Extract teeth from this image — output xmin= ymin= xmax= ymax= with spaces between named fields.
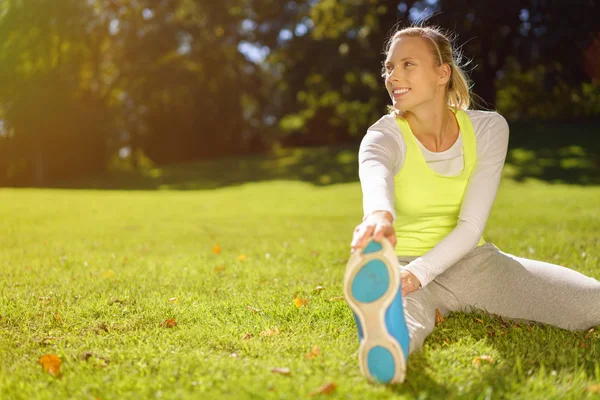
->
xmin=393 ymin=88 xmax=410 ymax=94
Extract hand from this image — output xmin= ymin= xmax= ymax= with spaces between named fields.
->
xmin=350 ymin=211 xmax=397 ymax=254
xmin=400 ymin=270 xmax=421 ymax=296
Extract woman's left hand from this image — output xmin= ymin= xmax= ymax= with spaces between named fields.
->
xmin=400 ymin=270 xmax=421 ymax=296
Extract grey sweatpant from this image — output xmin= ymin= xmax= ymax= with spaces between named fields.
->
xmin=398 ymin=242 xmax=600 ymax=355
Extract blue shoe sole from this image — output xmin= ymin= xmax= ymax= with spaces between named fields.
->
xmin=344 ymin=238 xmax=410 ymax=384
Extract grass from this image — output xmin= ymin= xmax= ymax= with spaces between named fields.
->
xmin=1 ymin=147 xmax=600 ymax=399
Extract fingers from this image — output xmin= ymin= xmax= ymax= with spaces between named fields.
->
xmin=351 ymin=224 xmax=375 ymax=250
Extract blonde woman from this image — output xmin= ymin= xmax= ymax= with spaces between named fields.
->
xmin=343 ymin=25 xmax=600 ymax=384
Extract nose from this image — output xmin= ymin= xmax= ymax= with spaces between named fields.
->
xmin=386 ymin=68 xmax=402 ymax=85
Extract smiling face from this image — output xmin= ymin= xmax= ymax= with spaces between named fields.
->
xmin=383 ymin=36 xmax=449 ymax=114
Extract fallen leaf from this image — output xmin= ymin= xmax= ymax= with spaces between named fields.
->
xmin=579 ymin=341 xmax=588 ymax=349
xmin=54 ymin=313 xmax=62 ymax=323
xmin=328 ymin=296 xmax=345 ymax=302
xmin=271 ymin=367 xmax=291 ymax=376
xmin=96 ymin=323 xmax=109 ymax=333
xmin=313 ymin=286 xmax=326 ymax=293
xmin=587 ymin=384 xmax=600 ymax=394
xmin=39 ymin=336 xmax=57 ymax=346
xmin=241 ymin=332 xmax=253 ymax=340
xmin=473 ymin=318 xmax=483 ymax=324
xmin=585 ymin=328 xmax=594 ymax=339
xmin=161 ymin=318 xmax=177 ymax=328
xmin=237 ymin=254 xmax=247 ymax=261
xmin=435 ymin=309 xmax=445 ymax=325
xmin=246 ymin=305 xmax=260 ymax=314
xmin=260 ymin=328 xmax=280 ymax=337
xmin=309 ymin=381 xmax=336 ymax=396
xmin=472 ymin=355 xmax=495 ymax=367
xmin=212 ymin=244 xmax=222 ymax=254
xmin=294 ymin=297 xmax=308 ymax=308
xmin=168 ymin=297 xmax=178 ymax=304
xmin=38 ymin=354 xmax=61 ymax=376
xmin=304 ymin=345 xmax=320 ymax=360
xmin=102 ymin=270 xmax=115 ymax=279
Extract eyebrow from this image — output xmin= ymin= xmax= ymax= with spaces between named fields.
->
xmin=385 ymin=57 xmax=415 ymax=64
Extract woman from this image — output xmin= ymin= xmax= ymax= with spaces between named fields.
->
xmin=343 ymin=25 xmax=600 ymax=384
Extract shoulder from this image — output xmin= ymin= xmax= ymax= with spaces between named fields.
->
xmin=465 ymin=110 xmax=509 ymax=135
xmin=464 ymin=110 xmax=509 ymax=145
xmin=367 ymin=114 xmax=402 ymax=137
xmin=360 ymin=114 xmax=405 ymax=149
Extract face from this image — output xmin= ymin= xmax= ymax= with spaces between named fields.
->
xmin=383 ymin=36 xmax=449 ymax=113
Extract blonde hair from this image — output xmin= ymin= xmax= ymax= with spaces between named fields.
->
xmin=382 ymin=26 xmax=472 ymax=112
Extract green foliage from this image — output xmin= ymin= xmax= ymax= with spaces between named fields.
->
xmin=0 ymin=0 xmax=598 ymax=186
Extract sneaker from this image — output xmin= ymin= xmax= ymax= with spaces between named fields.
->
xmin=343 ymin=237 xmax=410 ymax=384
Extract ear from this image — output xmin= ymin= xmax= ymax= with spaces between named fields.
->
xmin=438 ymin=63 xmax=451 ymax=86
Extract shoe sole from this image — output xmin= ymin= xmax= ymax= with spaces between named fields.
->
xmin=344 ymin=238 xmax=409 ymax=384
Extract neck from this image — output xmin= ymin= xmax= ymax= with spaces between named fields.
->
xmin=403 ymin=103 xmax=450 ymax=143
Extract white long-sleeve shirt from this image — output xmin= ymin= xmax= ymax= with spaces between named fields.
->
xmin=358 ymin=110 xmax=510 ymax=287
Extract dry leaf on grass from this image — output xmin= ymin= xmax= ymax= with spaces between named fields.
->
xmin=102 ymin=270 xmax=115 ymax=279
xmin=168 ymin=297 xmax=178 ymax=304
xmin=313 ymin=286 xmax=326 ymax=293
xmin=585 ymin=328 xmax=594 ymax=339
xmin=241 ymin=332 xmax=253 ymax=340
xmin=246 ymin=305 xmax=260 ymax=314
xmin=212 ymin=244 xmax=222 ymax=254
xmin=587 ymin=384 xmax=600 ymax=394
xmin=472 ymin=355 xmax=495 ymax=367
xmin=294 ymin=297 xmax=308 ymax=308
xmin=38 ymin=354 xmax=61 ymax=376
xmin=260 ymin=328 xmax=280 ymax=337
xmin=161 ymin=318 xmax=177 ymax=328
xmin=304 ymin=345 xmax=320 ymax=360
xmin=435 ymin=309 xmax=444 ymax=325
xmin=473 ymin=318 xmax=484 ymax=324
xmin=271 ymin=367 xmax=291 ymax=376
xmin=309 ymin=381 xmax=336 ymax=396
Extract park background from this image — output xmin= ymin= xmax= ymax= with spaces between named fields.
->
xmin=1 ymin=1 xmax=600 ymax=399
xmin=0 ymin=0 xmax=599 ymax=186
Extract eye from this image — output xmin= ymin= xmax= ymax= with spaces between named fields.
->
xmin=404 ymin=61 xmax=414 ymax=67
xmin=384 ymin=64 xmax=393 ymax=72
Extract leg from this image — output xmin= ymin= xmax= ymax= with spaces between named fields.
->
xmin=397 ymin=258 xmax=459 ymax=354
xmin=437 ymin=243 xmax=600 ymax=331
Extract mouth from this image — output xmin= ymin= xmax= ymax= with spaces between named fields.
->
xmin=391 ymin=87 xmax=410 ymax=99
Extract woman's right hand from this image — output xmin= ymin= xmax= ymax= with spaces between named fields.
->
xmin=350 ymin=211 xmax=397 ymax=254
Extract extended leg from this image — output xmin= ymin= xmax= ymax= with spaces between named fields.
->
xmin=437 ymin=243 xmax=600 ymax=331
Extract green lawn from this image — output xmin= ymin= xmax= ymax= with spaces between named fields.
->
xmin=1 ymin=149 xmax=599 ymax=399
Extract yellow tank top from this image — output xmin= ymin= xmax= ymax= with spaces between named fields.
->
xmin=393 ymin=108 xmax=486 ymax=256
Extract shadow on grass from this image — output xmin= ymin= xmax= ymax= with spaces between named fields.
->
xmin=504 ymin=119 xmax=600 ymax=185
xmin=45 ymin=119 xmax=599 ymax=190
xmin=388 ymin=311 xmax=598 ymax=398
xmin=50 ymin=145 xmax=362 ymax=190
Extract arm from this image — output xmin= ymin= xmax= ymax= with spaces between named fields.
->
xmin=358 ymin=128 xmax=401 ymax=222
xmin=350 ymin=126 xmax=402 ymax=250
xmin=403 ymin=114 xmax=510 ymax=288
